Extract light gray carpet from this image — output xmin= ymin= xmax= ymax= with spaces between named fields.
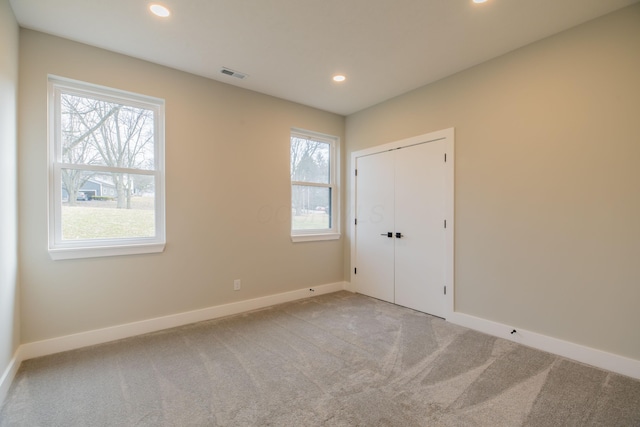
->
xmin=1 ymin=291 xmax=639 ymax=426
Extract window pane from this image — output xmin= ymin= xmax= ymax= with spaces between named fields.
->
xmin=292 ymin=185 xmax=331 ymax=230
xmin=290 ymin=137 xmax=330 ymax=184
xmin=60 ymin=93 xmax=155 ymax=170
xmin=61 ymin=170 xmax=156 ymax=240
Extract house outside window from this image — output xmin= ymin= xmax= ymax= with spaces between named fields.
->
xmin=290 ymin=129 xmax=339 ymax=242
xmin=48 ymin=76 xmax=165 ymax=260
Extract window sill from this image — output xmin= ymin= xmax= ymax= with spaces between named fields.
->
xmin=49 ymin=242 xmax=165 ymax=260
xmin=291 ymin=233 xmax=341 ymax=243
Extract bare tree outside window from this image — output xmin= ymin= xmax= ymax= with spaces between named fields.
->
xmin=48 ymin=77 xmax=165 ymax=258
xmin=290 ymin=132 xmax=336 ymax=234
xmin=60 ymin=93 xmax=155 ymax=209
xmin=60 ymin=94 xmax=116 ymax=205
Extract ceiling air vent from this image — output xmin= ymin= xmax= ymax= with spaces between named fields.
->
xmin=220 ymin=67 xmax=248 ymax=80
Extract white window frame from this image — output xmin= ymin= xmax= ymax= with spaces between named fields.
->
xmin=290 ymin=128 xmax=340 ymax=242
xmin=47 ymin=76 xmax=166 ymax=260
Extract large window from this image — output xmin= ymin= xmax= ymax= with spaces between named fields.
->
xmin=290 ymin=129 xmax=339 ymax=242
xmin=48 ymin=76 xmax=165 ymax=259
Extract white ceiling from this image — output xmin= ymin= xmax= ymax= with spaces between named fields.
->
xmin=10 ymin=0 xmax=639 ymax=115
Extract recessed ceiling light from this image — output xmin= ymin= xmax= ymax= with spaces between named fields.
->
xmin=473 ymin=0 xmax=488 ymax=3
xmin=149 ymin=4 xmax=170 ymax=17
xmin=333 ymin=75 xmax=346 ymax=82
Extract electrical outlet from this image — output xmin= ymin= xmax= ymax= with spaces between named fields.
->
xmin=233 ymin=279 xmax=241 ymax=291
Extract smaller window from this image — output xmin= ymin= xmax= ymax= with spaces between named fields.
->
xmin=290 ymin=129 xmax=340 ymax=242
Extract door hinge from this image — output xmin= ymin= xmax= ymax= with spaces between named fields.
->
xmin=355 ymin=218 xmax=357 ymax=225
xmin=354 ymin=268 xmax=357 ymax=275
xmin=444 ymin=219 xmax=447 ymax=228
xmin=444 ymin=153 xmax=447 ymax=162
xmin=444 ymin=286 xmax=447 ymax=295
xmin=355 ymin=169 xmax=358 ymax=176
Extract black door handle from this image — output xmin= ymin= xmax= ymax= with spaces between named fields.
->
xmin=379 ymin=232 xmax=393 ymax=238
xmin=395 ymin=232 xmax=403 ymax=239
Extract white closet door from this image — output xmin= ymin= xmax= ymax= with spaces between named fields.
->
xmin=354 ymin=150 xmax=395 ymax=303
xmin=394 ymin=141 xmax=446 ymax=317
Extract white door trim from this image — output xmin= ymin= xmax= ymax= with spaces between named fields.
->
xmin=350 ymin=128 xmax=455 ymax=318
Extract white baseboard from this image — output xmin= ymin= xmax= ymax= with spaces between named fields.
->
xmin=343 ymin=281 xmax=356 ymax=293
xmin=19 ymin=281 xmax=347 ymax=362
xmin=1 ymin=282 xmax=347 ymax=406
xmin=0 ymin=350 xmax=22 ymax=407
xmin=5 ymin=283 xmax=637 ymax=408
xmin=448 ymin=311 xmax=640 ymax=380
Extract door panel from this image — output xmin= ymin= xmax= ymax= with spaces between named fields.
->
xmin=354 ymin=150 xmax=395 ymax=303
xmin=394 ymin=142 xmax=446 ymax=317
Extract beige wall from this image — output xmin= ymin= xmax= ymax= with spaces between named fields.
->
xmin=18 ymin=30 xmax=345 ymax=343
xmin=346 ymin=4 xmax=640 ymax=360
xmin=13 ymin=3 xmax=640 ymax=364
xmin=0 ymin=0 xmax=20 ymax=381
